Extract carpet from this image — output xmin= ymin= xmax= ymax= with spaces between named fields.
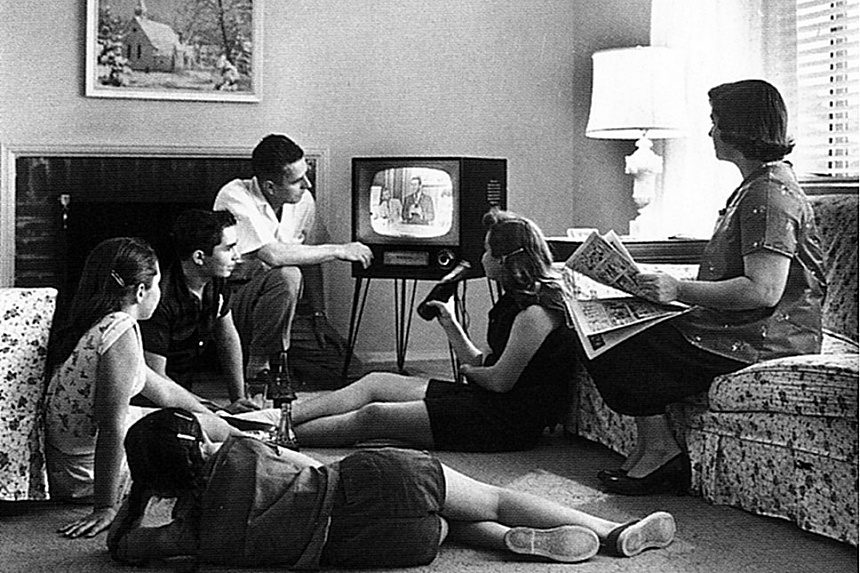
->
xmin=503 ymin=469 xmax=610 ymax=508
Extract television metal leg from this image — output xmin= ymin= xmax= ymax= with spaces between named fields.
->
xmin=342 ymin=276 xmax=372 ymax=380
xmin=343 ymin=277 xmax=472 ymax=380
xmin=393 ymin=279 xmax=418 ymax=373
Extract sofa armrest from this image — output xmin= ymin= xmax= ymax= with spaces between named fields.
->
xmin=0 ymin=287 xmax=58 ymax=501
xmin=709 ymin=353 xmax=859 ymax=419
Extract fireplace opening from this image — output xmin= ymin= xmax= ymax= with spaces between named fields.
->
xmin=14 ymin=153 xmax=252 ymax=316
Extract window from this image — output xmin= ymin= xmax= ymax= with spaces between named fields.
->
xmin=650 ymin=0 xmax=855 ymax=239
xmin=767 ymin=0 xmax=859 ymax=181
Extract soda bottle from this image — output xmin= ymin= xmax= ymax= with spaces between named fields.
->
xmin=269 ymin=352 xmax=299 ymax=450
xmin=417 ymin=261 xmax=472 ymax=320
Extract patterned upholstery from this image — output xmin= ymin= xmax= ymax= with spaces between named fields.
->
xmin=812 ymin=194 xmax=859 ymax=343
xmin=567 ymin=193 xmax=859 ymax=546
xmin=708 ymin=354 xmax=858 ymax=417
xmin=0 ymin=288 xmax=57 ymax=501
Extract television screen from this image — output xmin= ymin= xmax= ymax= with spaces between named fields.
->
xmin=368 ymin=167 xmax=455 ymax=238
xmin=353 ymin=157 xmax=505 ymax=279
xmin=356 ymin=163 xmax=460 ymax=247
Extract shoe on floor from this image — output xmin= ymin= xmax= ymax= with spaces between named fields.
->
xmin=606 ymin=511 xmax=676 ymax=557
xmin=504 ymin=525 xmax=599 ymax=563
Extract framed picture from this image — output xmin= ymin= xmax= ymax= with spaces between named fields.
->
xmin=85 ymin=0 xmax=262 ymax=102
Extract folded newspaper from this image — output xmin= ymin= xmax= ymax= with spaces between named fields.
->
xmin=562 ymin=230 xmax=691 ymax=359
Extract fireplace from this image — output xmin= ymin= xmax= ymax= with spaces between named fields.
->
xmin=3 ymin=145 xmax=253 ymax=314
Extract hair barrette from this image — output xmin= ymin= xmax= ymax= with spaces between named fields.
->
xmin=176 ymin=433 xmax=198 ymax=442
xmin=500 ymin=248 xmax=524 ymax=264
xmin=110 ymin=270 xmax=126 ymax=287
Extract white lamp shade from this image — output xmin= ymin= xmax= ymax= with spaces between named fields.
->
xmin=586 ymin=46 xmax=687 ymax=140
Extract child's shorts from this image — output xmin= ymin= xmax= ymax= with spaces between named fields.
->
xmin=321 ymin=448 xmax=446 ymax=568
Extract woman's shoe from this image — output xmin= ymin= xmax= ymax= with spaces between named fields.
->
xmin=604 ymin=511 xmax=676 ymax=557
xmin=597 ymin=468 xmax=627 ymax=481
xmin=601 ymin=453 xmax=690 ymax=496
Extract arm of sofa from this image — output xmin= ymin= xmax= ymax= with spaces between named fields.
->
xmin=0 ymin=287 xmax=58 ymax=501
xmin=708 ymin=353 xmax=859 ymax=419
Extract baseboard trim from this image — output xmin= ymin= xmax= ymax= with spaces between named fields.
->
xmin=355 ymin=350 xmax=451 ymax=365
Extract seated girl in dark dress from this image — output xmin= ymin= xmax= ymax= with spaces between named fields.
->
xmin=243 ymin=209 xmax=579 ymax=452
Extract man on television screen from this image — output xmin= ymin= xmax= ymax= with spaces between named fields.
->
xmin=213 ymin=134 xmax=373 ymax=381
xmin=401 ymin=176 xmax=435 ymax=225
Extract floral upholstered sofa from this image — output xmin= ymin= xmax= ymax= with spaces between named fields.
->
xmin=0 ymin=287 xmax=57 ymax=501
xmin=566 ymin=193 xmax=858 ymax=546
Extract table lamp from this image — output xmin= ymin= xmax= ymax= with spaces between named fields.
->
xmin=585 ymin=46 xmax=686 ymax=237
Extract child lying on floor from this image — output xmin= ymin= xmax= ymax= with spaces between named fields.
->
xmin=107 ymin=408 xmax=676 ymax=568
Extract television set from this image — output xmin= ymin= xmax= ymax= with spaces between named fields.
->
xmin=352 ymin=157 xmax=507 ymax=279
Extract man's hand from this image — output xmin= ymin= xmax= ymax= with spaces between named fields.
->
xmin=338 ymin=242 xmax=373 ymax=268
xmin=222 ymin=397 xmax=262 ymax=414
xmin=58 ymin=506 xmax=117 ymax=538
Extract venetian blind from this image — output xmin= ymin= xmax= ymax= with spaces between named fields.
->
xmin=768 ymin=0 xmax=859 ymax=179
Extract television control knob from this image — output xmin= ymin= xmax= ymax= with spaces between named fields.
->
xmin=437 ymin=249 xmax=455 ymax=268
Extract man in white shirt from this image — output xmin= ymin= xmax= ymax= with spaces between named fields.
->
xmin=214 ymin=134 xmax=372 ymax=380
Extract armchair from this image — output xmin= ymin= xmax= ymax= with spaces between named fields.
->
xmin=567 ymin=193 xmax=858 ymax=545
xmin=0 ymin=287 xmax=57 ymax=501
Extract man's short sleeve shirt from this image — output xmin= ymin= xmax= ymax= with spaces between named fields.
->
xmin=139 ymin=264 xmax=231 ymax=379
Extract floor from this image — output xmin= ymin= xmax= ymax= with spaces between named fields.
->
xmin=2 ymin=360 xmax=856 ymax=573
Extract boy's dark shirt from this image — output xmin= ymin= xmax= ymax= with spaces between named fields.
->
xmin=139 ymin=262 xmax=231 ymax=385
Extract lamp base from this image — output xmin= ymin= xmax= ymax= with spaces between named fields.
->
xmin=629 ymin=213 xmax=664 ymax=239
xmin=625 ymin=136 xmax=664 ymax=239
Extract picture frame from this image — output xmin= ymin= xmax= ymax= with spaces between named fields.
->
xmin=85 ymin=0 xmax=262 ymax=102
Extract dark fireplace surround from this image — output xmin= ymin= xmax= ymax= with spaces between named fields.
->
xmin=8 ymin=146 xmax=254 ymax=312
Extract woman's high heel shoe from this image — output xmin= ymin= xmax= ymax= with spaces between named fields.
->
xmin=597 ymin=468 xmax=627 ymax=481
xmin=600 ymin=453 xmax=690 ymax=496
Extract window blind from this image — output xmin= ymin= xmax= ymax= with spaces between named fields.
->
xmin=771 ymin=0 xmax=859 ymax=179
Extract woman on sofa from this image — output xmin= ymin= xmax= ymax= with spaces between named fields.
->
xmin=44 ymin=237 xmax=239 ymax=538
xmin=242 ymin=209 xmax=578 ymax=452
xmin=108 ymin=408 xmax=676 ymax=567
xmin=587 ymin=79 xmax=826 ymax=495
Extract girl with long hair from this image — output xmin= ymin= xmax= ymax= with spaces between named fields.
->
xmin=44 ymin=237 xmax=237 ymax=539
xmin=242 ymin=209 xmax=581 ymax=451
xmin=108 ymin=408 xmax=676 ymax=568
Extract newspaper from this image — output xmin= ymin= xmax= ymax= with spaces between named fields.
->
xmin=562 ymin=231 xmax=690 ymax=359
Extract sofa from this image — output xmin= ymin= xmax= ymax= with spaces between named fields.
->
xmin=0 ymin=287 xmax=57 ymax=501
xmin=566 ymin=193 xmax=859 ymax=546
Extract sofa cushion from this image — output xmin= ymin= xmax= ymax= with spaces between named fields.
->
xmin=708 ymin=354 xmax=859 ymax=419
xmin=810 ymin=193 xmax=858 ymax=343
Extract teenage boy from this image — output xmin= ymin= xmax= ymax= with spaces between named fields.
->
xmin=140 ymin=209 xmax=250 ymax=410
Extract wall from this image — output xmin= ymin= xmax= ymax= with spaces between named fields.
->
xmin=0 ymin=1 xmax=649 ymax=360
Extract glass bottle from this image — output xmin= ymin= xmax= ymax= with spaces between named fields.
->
xmin=270 ymin=351 xmax=299 ymax=450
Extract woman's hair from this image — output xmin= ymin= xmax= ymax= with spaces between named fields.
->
xmin=482 ymin=209 xmax=555 ymax=291
xmin=708 ymin=79 xmax=794 ymax=161
xmin=117 ymin=408 xmax=208 ymax=545
xmin=171 ymin=209 xmax=237 ymax=259
xmin=47 ymin=237 xmax=159 ymax=371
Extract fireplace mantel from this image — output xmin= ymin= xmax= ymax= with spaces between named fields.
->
xmin=1 ymin=143 xmax=327 ymax=287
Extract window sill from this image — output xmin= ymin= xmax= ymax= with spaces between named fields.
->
xmin=799 ymin=177 xmax=859 ymax=196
